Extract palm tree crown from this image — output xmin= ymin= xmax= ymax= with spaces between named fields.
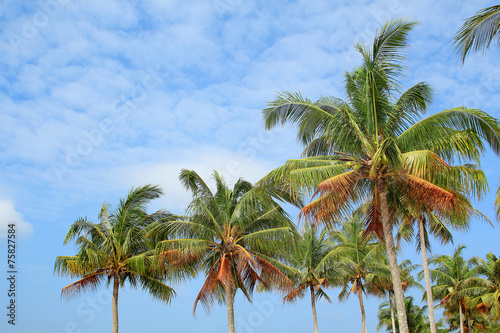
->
xmin=427 ymin=245 xmax=480 ymax=333
xmin=158 ymin=169 xmax=296 ymax=333
xmin=54 ymin=184 xmax=177 ymax=333
xmin=472 ymin=252 xmax=500 ymax=321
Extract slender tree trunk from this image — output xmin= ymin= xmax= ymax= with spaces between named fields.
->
xmin=389 ymin=292 xmax=396 ymax=333
xmin=310 ymin=285 xmax=319 ymax=333
xmin=459 ymin=303 xmax=464 ymax=333
xmin=467 ymin=318 xmax=471 ymax=333
xmin=225 ymin=283 xmax=236 ymax=333
xmin=112 ymin=276 xmax=119 ymax=333
xmin=418 ymin=218 xmax=437 ymax=333
xmin=377 ymin=179 xmax=410 ymax=333
xmin=357 ymin=284 xmax=367 ymax=333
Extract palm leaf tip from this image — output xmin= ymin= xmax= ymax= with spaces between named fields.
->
xmin=61 ymin=272 xmax=105 ymax=301
xmin=454 ymin=5 xmax=500 ymax=62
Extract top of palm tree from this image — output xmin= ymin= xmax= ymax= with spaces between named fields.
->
xmin=282 ymin=223 xmax=337 ymax=304
xmin=454 ymin=5 xmax=500 ymax=63
xmin=261 ymin=18 xmax=500 ymax=227
xmin=377 ymin=296 xmax=431 ymax=333
xmin=427 ymin=245 xmax=482 ymax=308
xmin=54 ymin=184 xmax=181 ymax=303
xmin=158 ymin=169 xmax=297 ymax=314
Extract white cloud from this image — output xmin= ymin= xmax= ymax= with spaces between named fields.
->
xmin=0 ymin=199 xmax=34 ymax=238
xmin=105 ymin=145 xmax=277 ymax=213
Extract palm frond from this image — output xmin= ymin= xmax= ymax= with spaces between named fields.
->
xmin=454 ymin=5 xmax=500 ymax=62
xmin=61 ymin=271 xmax=107 ymax=300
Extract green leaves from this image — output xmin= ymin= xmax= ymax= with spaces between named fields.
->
xmin=371 ymin=18 xmax=418 ymax=79
xmin=55 ymin=184 xmax=177 ymax=304
xmin=281 ymin=223 xmax=336 ymax=304
xmin=453 ymin=5 xmax=500 ymax=62
xmin=171 ymin=169 xmax=296 ymax=313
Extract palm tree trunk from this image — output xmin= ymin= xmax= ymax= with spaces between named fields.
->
xmin=389 ymin=292 xmax=396 ymax=333
xmin=418 ymin=218 xmax=437 ymax=333
xmin=310 ymin=285 xmax=319 ymax=333
xmin=467 ymin=318 xmax=471 ymax=332
xmin=225 ymin=283 xmax=235 ymax=333
xmin=112 ymin=276 xmax=119 ymax=333
xmin=357 ymin=285 xmax=367 ymax=333
xmin=459 ymin=303 xmax=464 ymax=333
xmin=377 ymin=179 xmax=410 ymax=333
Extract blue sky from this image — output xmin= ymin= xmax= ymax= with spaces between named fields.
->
xmin=1 ymin=0 xmax=500 ymax=332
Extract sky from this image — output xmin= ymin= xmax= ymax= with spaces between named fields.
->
xmin=0 ymin=0 xmax=500 ymax=332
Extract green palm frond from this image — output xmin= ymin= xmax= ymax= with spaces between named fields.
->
xmin=387 ymin=82 xmax=434 ymax=136
xmin=399 ymin=107 xmax=500 ymax=156
xmin=370 ymin=18 xmax=418 ymax=79
xmin=454 ymin=5 xmax=500 ymax=62
xmin=136 ymin=273 xmax=177 ymax=304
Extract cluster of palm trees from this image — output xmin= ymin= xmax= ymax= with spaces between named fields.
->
xmin=55 ymin=9 xmax=500 ymax=333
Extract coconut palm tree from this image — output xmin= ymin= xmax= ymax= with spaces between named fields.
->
xmin=261 ymin=18 xmax=500 ymax=333
xmin=368 ymin=259 xmax=423 ymax=333
xmin=427 ymin=245 xmax=480 ymax=333
xmin=396 ymin=195 xmax=488 ymax=333
xmin=331 ymin=215 xmax=384 ymax=333
xmin=438 ymin=296 xmax=488 ymax=332
xmin=454 ymin=5 xmax=500 ymax=63
xmin=282 ymin=223 xmax=337 ymax=333
xmin=397 ymin=211 xmax=453 ymax=333
xmin=54 ymin=184 xmax=179 ymax=333
xmin=377 ymin=296 xmax=432 ymax=333
xmin=469 ymin=252 xmax=500 ymax=324
xmin=158 ymin=169 xmax=296 ymax=333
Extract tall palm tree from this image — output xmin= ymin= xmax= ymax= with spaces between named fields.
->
xmin=427 ymin=245 xmax=480 ymax=333
xmin=454 ymin=5 xmax=500 ymax=63
xmin=396 ymin=196 xmax=488 ymax=333
xmin=261 ymin=18 xmax=500 ymax=333
xmin=282 ymin=223 xmax=337 ymax=333
xmin=158 ymin=169 xmax=296 ymax=333
xmin=397 ymin=211 xmax=453 ymax=333
xmin=368 ymin=259 xmax=423 ymax=333
xmin=54 ymin=185 xmax=178 ymax=333
xmin=331 ymin=215 xmax=384 ymax=333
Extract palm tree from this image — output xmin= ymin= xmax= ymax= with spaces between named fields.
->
xmin=438 ymin=297 xmax=487 ymax=332
xmin=454 ymin=5 xmax=500 ymax=63
xmin=427 ymin=245 xmax=480 ymax=333
xmin=282 ymin=223 xmax=337 ymax=333
xmin=377 ymin=296 xmax=432 ymax=333
xmin=261 ymin=18 xmax=500 ymax=333
xmin=368 ymin=259 xmax=423 ymax=333
xmin=159 ymin=169 xmax=296 ymax=333
xmin=470 ymin=252 xmax=500 ymax=326
xmin=396 ymin=196 xmax=488 ymax=333
xmin=331 ymin=215 xmax=384 ymax=333
xmin=54 ymin=185 xmax=178 ymax=333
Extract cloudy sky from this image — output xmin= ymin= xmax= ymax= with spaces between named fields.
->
xmin=1 ymin=0 xmax=500 ymax=332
